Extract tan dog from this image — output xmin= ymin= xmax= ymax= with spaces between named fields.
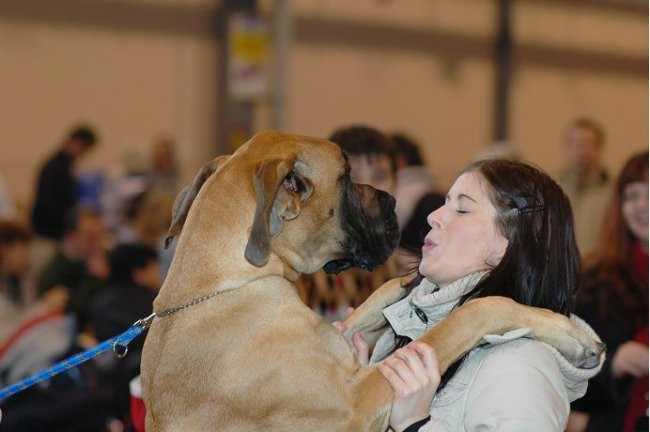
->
xmin=141 ymin=131 xmax=603 ymax=431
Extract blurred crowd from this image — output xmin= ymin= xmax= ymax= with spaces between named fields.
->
xmin=0 ymin=126 xmax=179 ymax=432
xmin=0 ymin=119 xmax=646 ymax=432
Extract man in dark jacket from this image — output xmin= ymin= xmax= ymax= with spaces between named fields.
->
xmin=31 ymin=125 xmax=98 ymax=240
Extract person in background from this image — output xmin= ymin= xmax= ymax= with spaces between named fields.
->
xmin=558 ymin=118 xmax=611 ymax=255
xmin=0 ymin=220 xmax=69 ymax=342
xmin=91 ymin=243 xmax=160 ymax=427
xmin=0 ymin=218 xmax=70 ymax=338
xmin=0 ymin=221 xmax=34 ymax=342
xmin=29 ymin=125 xmax=99 ymax=288
xmin=128 ymin=190 xmax=174 ymax=252
xmin=391 ymin=133 xmax=445 ymax=268
xmin=31 ymin=125 xmax=99 ymax=241
xmin=297 ymin=125 xmax=400 ymax=322
xmin=569 ymin=151 xmax=649 ymax=432
xmin=37 ymin=208 xmax=108 ymax=332
xmin=91 ymin=244 xmax=159 ymax=347
xmin=149 ymin=135 xmax=181 ymax=195
xmin=391 ymin=133 xmax=438 ymax=231
xmin=0 ymin=220 xmax=110 ymax=432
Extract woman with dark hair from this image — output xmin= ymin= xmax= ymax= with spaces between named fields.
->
xmin=344 ymin=159 xmax=603 ymax=431
xmin=569 ymin=151 xmax=648 ymax=432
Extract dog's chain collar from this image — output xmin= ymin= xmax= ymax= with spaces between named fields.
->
xmin=134 ymin=290 xmax=225 ymax=330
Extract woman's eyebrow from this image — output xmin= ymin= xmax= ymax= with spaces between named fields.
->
xmin=458 ymin=193 xmax=478 ymax=203
xmin=446 ymin=193 xmax=478 ymax=203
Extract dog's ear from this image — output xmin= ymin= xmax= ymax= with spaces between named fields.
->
xmin=165 ymin=155 xmax=230 ymax=249
xmin=245 ymin=156 xmax=313 ymax=267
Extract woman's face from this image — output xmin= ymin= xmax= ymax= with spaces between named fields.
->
xmin=419 ymin=171 xmax=508 ymax=287
xmin=622 ymin=180 xmax=649 ymax=246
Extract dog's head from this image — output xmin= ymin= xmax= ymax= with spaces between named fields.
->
xmin=166 ymin=131 xmax=399 ymax=275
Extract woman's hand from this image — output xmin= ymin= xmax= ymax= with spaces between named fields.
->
xmin=332 ymin=307 xmax=370 ymax=366
xmin=378 ymin=342 xmax=440 ymax=432
xmin=612 ymin=341 xmax=649 ymax=379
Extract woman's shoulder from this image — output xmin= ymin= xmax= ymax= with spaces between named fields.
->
xmin=476 ymin=337 xmax=557 ymax=372
xmin=467 ymin=335 xmax=594 ymax=403
xmin=448 ymin=337 xmax=561 ymax=395
xmin=447 ymin=339 xmax=573 ymax=431
xmin=458 ymin=339 xmax=568 ymax=404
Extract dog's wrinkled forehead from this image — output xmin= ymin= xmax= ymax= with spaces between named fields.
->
xmin=245 ymin=131 xmax=349 ymax=181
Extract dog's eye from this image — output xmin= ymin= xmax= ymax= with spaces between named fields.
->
xmin=283 ymin=174 xmax=304 ymax=194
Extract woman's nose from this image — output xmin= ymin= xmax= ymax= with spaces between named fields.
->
xmin=427 ymin=206 xmax=444 ymax=229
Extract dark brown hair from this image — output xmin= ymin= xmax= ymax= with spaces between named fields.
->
xmin=328 ymin=125 xmax=397 ymax=174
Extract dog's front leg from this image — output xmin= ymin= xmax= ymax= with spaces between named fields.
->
xmin=342 ymin=277 xmax=408 ymax=348
xmin=415 ymin=296 xmax=604 ymax=374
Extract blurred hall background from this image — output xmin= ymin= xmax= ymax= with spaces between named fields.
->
xmin=0 ymin=0 xmax=647 ymax=209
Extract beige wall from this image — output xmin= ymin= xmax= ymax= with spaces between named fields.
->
xmin=0 ymin=0 xmax=646 ymax=214
xmin=0 ymin=17 xmax=221 ymax=212
xmin=256 ymin=0 xmax=647 ymax=189
xmin=512 ymin=1 xmax=648 ymax=179
xmin=273 ymin=46 xmax=495 ymax=189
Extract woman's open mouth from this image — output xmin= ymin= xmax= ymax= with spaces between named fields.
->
xmin=422 ymin=238 xmax=437 ymax=253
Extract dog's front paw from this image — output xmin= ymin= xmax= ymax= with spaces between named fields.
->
xmin=533 ymin=311 xmax=605 ymax=369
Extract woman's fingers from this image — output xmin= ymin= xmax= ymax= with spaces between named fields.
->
xmin=394 ymin=348 xmax=430 ymax=386
xmin=409 ymin=342 xmax=441 ymax=385
xmin=353 ymin=331 xmax=370 ymax=366
xmin=384 ymin=356 xmax=418 ymax=392
xmin=332 ymin=317 xmax=368 ymax=366
xmin=378 ymin=363 xmax=408 ymax=393
xmin=379 ymin=343 xmax=442 ymax=432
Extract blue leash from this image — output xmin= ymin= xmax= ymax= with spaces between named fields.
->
xmin=0 ymin=313 xmax=156 ymax=402
xmin=0 ymin=285 xmax=227 ymax=403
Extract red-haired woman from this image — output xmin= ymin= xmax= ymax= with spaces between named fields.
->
xmin=570 ymin=151 xmax=649 ymax=432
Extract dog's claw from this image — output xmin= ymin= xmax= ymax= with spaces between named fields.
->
xmin=580 ymin=343 xmax=605 ymax=369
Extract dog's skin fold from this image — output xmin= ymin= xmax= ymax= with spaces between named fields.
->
xmin=141 ymin=131 xmax=604 ymax=432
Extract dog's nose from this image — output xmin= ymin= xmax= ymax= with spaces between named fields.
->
xmin=387 ymin=194 xmax=396 ymax=210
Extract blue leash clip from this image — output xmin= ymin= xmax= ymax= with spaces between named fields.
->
xmin=0 ymin=313 xmax=155 ymax=402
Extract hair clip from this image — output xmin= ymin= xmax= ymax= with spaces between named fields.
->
xmin=518 ymin=205 xmax=544 ymax=214
xmin=511 ymin=195 xmax=543 ymax=214
xmin=512 ymin=196 xmax=529 ymax=209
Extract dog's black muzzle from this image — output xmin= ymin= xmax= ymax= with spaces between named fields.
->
xmin=324 ymin=184 xmax=400 ymax=274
